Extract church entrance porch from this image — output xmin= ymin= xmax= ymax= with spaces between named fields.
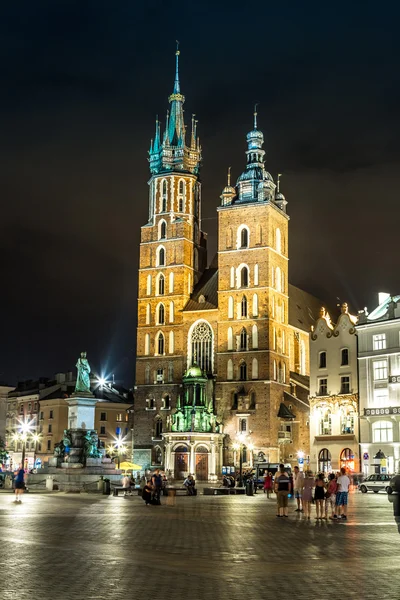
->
xmin=163 ymin=432 xmax=224 ymax=482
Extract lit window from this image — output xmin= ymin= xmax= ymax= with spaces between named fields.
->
xmin=373 ymin=387 xmax=388 ymax=407
xmin=373 ymin=334 xmax=386 ymax=350
xmin=372 ymin=421 xmax=393 ymax=443
xmin=341 ymin=410 xmax=355 ymax=434
xmin=373 ymin=360 xmax=388 ymax=381
xmin=319 ymin=351 xmax=327 ymax=369
xmin=319 ymin=408 xmax=332 ymax=435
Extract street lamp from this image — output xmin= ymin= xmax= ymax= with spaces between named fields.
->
xmin=108 ymin=435 xmax=127 ymax=469
xmin=15 ymin=419 xmax=36 ymax=469
xmin=233 ymin=432 xmax=248 ymax=487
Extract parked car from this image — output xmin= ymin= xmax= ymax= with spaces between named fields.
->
xmin=359 ymin=474 xmax=392 ymax=493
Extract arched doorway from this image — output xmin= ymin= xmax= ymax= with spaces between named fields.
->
xmin=318 ymin=448 xmax=331 ymax=473
xmin=195 ymin=445 xmax=209 ymax=481
xmin=340 ymin=448 xmax=355 ymax=471
xmin=174 ymin=445 xmax=188 ymax=479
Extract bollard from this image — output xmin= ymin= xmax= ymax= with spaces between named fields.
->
xmin=103 ymin=478 xmax=111 ymax=495
xmin=46 ymin=476 xmax=54 ymax=491
xmin=97 ymin=476 xmax=104 ymax=492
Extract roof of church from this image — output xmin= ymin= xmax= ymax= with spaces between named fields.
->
xmin=183 ymin=267 xmax=218 ymax=311
xmin=288 ymin=284 xmax=322 ymax=332
xmin=183 ymin=264 xmax=321 ymax=328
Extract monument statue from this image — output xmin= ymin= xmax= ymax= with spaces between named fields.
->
xmin=81 ymin=430 xmax=102 ymax=464
xmin=75 ymin=351 xmax=91 ymax=394
xmin=63 ymin=429 xmax=72 ymax=449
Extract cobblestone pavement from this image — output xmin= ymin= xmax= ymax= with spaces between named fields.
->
xmin=0 ymin=490 xmax=398 ymax=600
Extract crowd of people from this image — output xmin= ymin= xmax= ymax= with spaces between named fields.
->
xmin=272 ymin=464 xmax=351 ymax=520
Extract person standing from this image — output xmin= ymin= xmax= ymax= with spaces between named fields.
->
xmin=324 ymin=473 xmax=338 ymax=520
xmin=264 ymin=472 xmax=273 ymax=498
xmin=302 ymin=471 xmax=315 ymax=519
xmin=293 ymin=466 xmax=305 ymax=512
xmin=151 ymin=468 xmax=163 ymax=505
xmin=333 ymin=467 xmax=351 ymax=520
xmin=14 ymin=464 xmax=25 ymax=504
xmin=314 ymin=473 xmax=326 ymax=519
xmin=121 ymin=474 xmax=131 ymax=497
xmin=274 ymin=464 xmax=291 ymax=517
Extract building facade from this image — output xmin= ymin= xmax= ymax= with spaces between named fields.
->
xmin=309 ymin=304 xmax=359 ymax=473
xmin=5 ymin=373 xmax=133 ymax=469
xmin=357 ymin=293 xmax=400 ymax=475
xmin=134 ymin=51 xmax=320 ymax=479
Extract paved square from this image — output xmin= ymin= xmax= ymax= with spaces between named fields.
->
xmin=0 ymin=490 xmax=398 ymax=599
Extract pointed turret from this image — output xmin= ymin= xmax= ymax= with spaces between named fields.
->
xmin=168 ymin=43 xmax=185 ymax=146
xmin=148 ymin=45 xmax=201 ymax=175
xmin=220 ymin=167 xmax=236 ymax=206
xmin=274 ymin=173 xmax=288 ymax=212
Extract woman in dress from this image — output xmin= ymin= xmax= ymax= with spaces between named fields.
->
xmin=302 ymin=470 xmax=315 ymax=519
xmin=314 ymin=473 xmax=326 ymax=519
xmin=263 ymin=472 xmax=273 ymax=498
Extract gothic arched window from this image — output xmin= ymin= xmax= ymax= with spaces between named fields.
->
xmin=157 ymin=303 xmax=165 ymax=325
xmin=241 ymin=295 xmax=248 ymax=318
xmin=158 ymin=274 xmax=165 ymax=295
xmin=227 ymin=359 xmax=233 ymax=380
xmin=239 ymin=362 xmax=247 ymax=381
xmin=240 ymin=328 xmax=247 ymax=351
xmin=157 ymin=333 xmax=165 ymax=355
xmin=227 ymin=327 xmax=233 ymax=351
xmin=162 ymin=180 xmax=167 ymax=212
xmin=276 ymin=228 xmax=282 ymax=253
xmin=189 ymin=321 xmax=213 ymax=374
xmin=145 ymin=334 xmax=150 ymax=356
xmin=240 ymin=266 xmax=249 ymax=288
xmin=155 ymin=418 xmax=163 ymax=438
xmin=240 ymin=227 xmax=249 ymax=248
xmin=252 ymin=358 xmax=258 ymax=379
xmin=158 ymin=247 xmax=165 ymax=267
xmin=159 ymin=220 xmax=167 ymax=240
xmin=228 ymin=296 xmax=234 ymax=319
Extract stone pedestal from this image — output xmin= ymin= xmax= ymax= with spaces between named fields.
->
xmin=66 ymin=393 xmax=97 ymax=431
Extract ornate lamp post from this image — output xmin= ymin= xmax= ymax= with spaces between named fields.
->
xmin=108 ymin=435 xmax=127 ymax=469
xmin=13 ymin=419 xmax=40 ymax=470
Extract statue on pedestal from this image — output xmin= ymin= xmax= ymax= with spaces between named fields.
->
xmin=75 ymin=351 xmax=91 ymax=395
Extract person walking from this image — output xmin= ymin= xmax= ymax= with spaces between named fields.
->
xmin=151 ymin=468 xmax=163 ymax=505
xmin=293 ymin=465 xmax=305 ymax=512
xmin=274 ymin=464 xmax=292 ymax=518
xmin=14 ymin=464 xmax=25 ymax=504
xmin=324 ymin=473 xmax=338 ymax=520
xmin=264 ymin=472 xmax=273 ymax=498
xmin=121 ymin=474 xmax=131 ymax=497
xmin=333 ymin=467 xmax=351 ymax=520
xmin=302 ymin=470 xmax=315 ymax=519
xmin=314 ymin=473 xmax=326 ymax=519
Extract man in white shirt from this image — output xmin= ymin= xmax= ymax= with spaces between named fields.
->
xmin=293 ymin=465 xmax=305 ymax=512
xmin=122 ymin=474 xmax=131 ymax=497
xmin=334 ymin=467 xmax=351 ymax=520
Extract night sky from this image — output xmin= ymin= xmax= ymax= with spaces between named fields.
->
xmin=1 ymin=1 xmax=400 ymax=386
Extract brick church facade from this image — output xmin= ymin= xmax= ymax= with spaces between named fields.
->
xmin=134 ymin=50 xmax=319 ymax=479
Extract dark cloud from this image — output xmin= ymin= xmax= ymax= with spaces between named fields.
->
xmin=1 ymin=1 xmax=400 ymax=384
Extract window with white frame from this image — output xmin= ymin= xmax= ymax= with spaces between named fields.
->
xmin=319 ymin=351 xmax=327 ymax=369
xmin=238 ymin=226 xmax=249 ymax=249
xmin=157 ymin=246 xmax=165 ymax=267
xmin=189 ymin=320 xmax=213 ymax=374
xmin=373 ymin=386 xmax=388 ymax=407
xmin=318 ymin=378 xmax=328 ymax=396
xmin=240 ymin=328 xmax=247 ymax=351
xmin=373 ymin=359 xmax=388 ymax=381
xmin=373 ymin=333 xmax=386 ymax=350
xmin=341 ymin=348 xmax=349 ymax=366
xmin=372 ymin=420 xmax=393 ymax=443
xmin=239 ymin=266 xmax=249 ymax=288
xmin=157 ymin=303 xmax=165 ymax=325
xmin=340 ymin=376 xmax=350 ymax=394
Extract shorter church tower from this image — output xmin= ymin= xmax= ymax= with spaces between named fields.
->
xmin=216 ymin=108 xmax=291 ymax=465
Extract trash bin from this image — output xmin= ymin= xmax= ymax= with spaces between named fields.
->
xmin=103 ymin=478 xmax=111 ymax=495
xmin=46 ymin=476 xmax=54 ymax=491
xmin=246 ymin=480 xmax=253 ymax=496
xmin=97 ymin=476 xmax=104 ymax=492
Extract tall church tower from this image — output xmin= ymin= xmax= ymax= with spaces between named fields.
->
xmin=216 ymin=109 xmax=290 ymax=464
xmin=134 ymin=49 xmax=207 ymax=469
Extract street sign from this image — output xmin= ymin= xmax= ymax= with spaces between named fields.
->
xmin=363 ymin=452 xmax=369 ymax=460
